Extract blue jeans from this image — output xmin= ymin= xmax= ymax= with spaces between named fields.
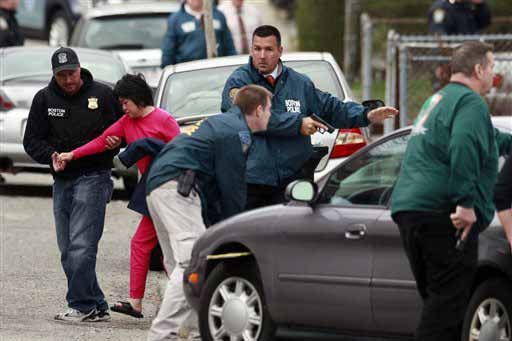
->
xmin=53 ymin=170 xmax=113 ymax=313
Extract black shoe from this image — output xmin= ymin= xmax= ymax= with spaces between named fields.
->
xmin=85 ymin=309 xmax=111 ymax=322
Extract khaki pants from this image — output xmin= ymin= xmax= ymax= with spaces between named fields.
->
xmin=147 ymin=180 xmax=204 ymax=341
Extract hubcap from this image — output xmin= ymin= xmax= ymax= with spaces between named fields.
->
xmin=469 ymin=298 xmax=511 ymax=341
xmin=49 ymin=18 xmax=69 ymax=47
xmin=208 ymin=276 xmax=263 ymax=341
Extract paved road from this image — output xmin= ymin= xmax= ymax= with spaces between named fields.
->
xmin=0 ymin=173 xmax=166 ymax=340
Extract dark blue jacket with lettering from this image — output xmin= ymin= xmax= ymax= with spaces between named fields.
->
xmin=146 ymin=106 xmax=252 ymax=226
xmin=428 ymin=0 xmax=491 ymax=35
xmin=160 ymin=3 xmax=236 ymax=68
xmin=221 ymin=58 xmax=370 ymax=187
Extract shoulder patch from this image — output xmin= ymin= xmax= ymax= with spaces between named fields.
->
xmin=229 ymin=88 xmax=240 ymax=100
xmin=0 ymin=17 xmax=8 ymax=31
xmin=182 ymin=119 xmax=205 ymax=136
xmin=433 ymin=8 xmax=445 ymax=24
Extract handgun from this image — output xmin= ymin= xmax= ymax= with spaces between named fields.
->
xmin=310 ymin=114 xmax=335 ymax=134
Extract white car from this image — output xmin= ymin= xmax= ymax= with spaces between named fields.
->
xmin=69 ymin=1 xmax=180 ymax=88
xmin=154 ymin=52 xmax=371 ymax=181
xmin=0 ymin=46 xmax=135 ymax=190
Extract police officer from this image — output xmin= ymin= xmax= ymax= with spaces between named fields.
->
xmin=23 ymin=47 xmax=122 ymax=323
xmin=144 ymin=85 xmax=272 ymax=340
xmin=391 ymin=41 xmax=512 ymax=341
xmin=0 ymin=0 xmax=24 ymax=47
xmin=160 ymin=0 xmax=236 ymax=68
xmin=428 ymin=0 xmax=491 ymax=35
xmin=221 ymin=25 xmax=398 ymax=210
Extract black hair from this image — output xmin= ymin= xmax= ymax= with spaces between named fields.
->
xmin=113 ymin=73 xmax=154 ymax=107
xmin=253 ymin=25 xmax=281 ymax=46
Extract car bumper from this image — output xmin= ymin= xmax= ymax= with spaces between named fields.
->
xmin=183 ymin=255 xmax=208 ymax=312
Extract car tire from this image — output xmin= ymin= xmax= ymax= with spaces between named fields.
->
xmin=461 ymin=278 xmax=512 ymax=341
xmin=48 ymin=10 xmax=71 ymax=46
xmin=122 ymin=175 xmax=137 ymax=196
xmin=198 ymin=261 xmax=276 ymax=341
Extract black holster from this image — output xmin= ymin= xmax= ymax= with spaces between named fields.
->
xmin=177 ymin=169 xmax=196 ymax=197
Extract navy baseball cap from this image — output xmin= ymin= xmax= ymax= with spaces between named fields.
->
xmin=51 ymin=47 xmax=80 ymax=75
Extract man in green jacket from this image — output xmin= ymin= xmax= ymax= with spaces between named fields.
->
xmin=391 ymin=41 xmax=512 ymax=341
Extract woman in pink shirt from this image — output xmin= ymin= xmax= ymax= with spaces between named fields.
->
xmin=58 ymin=74 xmax=180 ymax=318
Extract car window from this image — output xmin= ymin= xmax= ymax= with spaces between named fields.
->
xmin=160 ymin=60 xmax=344 ymax=119
xmin=80 ymin=14 xmax=169 ymax=50
xmin=2 ymin=51 xmax=125 ymax=85
xmin=319 ymin=133 xmax=410 ymax=207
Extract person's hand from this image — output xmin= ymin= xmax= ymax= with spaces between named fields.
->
xmin=51 ymin=152 xmax=66 ymax=172
xmin=58 ymin=152 xmax=74 ymax=163
xmin=367 ymin=106 xmax=399 ymax=124
xmin=450 ymin=205 xmax=477 ymax=241
xmin=300 ymin=117 xmax=327 ymax=136
xmin=105 ymin=136 xmax=122 ymax=150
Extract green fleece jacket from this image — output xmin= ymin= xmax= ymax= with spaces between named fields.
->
xmin=391 ymin=82 xmax=512 ymax=228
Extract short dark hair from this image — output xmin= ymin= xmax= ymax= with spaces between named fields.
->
xmin=451 ymin=41 xmax=494 ymax=77
xmin=253 ymin=25 xmax=281 ymax=46
xmin=234 ymin=85 xmax=272 ymax=116
xmin=113 ymin=73 xmax=154 ymax=107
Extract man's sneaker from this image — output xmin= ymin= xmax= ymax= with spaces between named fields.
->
xmin=85 ymin=309 xmax=111 ymax=322
xmin=54 ymin=308 xmax=95 ymax=322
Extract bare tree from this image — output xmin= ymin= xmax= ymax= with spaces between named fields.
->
xmin=203 ymin=0 xmax=217 ymax=59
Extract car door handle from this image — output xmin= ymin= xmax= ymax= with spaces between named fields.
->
xmin=344 ymin=224 xmax=367 ymax=240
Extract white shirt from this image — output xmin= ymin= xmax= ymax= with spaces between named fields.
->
xmin=217 ymin=0 xmax=262 ymax=54
xmin=264 ymin=63 xmax=281 ymax=80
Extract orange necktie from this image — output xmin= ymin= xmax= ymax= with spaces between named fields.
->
xmin=265 ymin=75 xmax=276 ymax=87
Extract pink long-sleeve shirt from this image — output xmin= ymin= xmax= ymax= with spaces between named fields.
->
xmin=73 ymin=108 xmax=180 ymax=174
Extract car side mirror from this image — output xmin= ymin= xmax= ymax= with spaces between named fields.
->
xmin=362 ymin=99 xmax=385 ymax=111
xmin=285 ymin=180 xmax=318 ymax=204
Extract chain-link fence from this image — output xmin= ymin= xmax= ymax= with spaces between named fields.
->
xmin=359 ymin=14 xmax=512 ymax=134
xmin=386 ymin=34 xmax=512 ymax=131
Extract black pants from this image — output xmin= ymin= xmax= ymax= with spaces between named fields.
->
xmin=394 ymin=212 xmax=478 ymax=341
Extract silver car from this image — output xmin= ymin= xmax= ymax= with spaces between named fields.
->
xmin=70 ymin=1 xmax=180 ymax=88
xmin=0 ymin=47 xmax=134 ymax=188
xmin=154 ymin=52 xmax=371 ymax=181
xmin=184 ymin=116 xmax=512 ymax=340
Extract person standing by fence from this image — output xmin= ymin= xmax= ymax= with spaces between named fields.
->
xmin=391 ymin=41 xmax=512 ymax=341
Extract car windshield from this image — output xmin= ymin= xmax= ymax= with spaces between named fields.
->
xmin=160 ymin=60 xmax=345 ymax=119
xmin=2 ymin=50 xmax=126 ymax=84
xmin=80 ymin=14 xmax=169 ymax=50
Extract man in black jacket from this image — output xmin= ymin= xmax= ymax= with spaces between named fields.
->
xmin=0 ymin=0 xmax=23 ymax=47
xmin=23 ymin=47 xmax=122 ymax=323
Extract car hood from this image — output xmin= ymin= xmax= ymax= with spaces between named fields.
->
xmin=192 ymin=205 xmax=281 ymax=255
xmin=114 ymin=49 xmax=161 ymax=68
xmin=115 ymin=49 xmax=162 ymax=88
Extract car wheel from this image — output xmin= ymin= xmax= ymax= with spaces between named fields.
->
xmin=462 ymin=278 xmax=512 ymax=341
xmin=48 ymin=10 xmax=71 ymax=46
xmin=199 ymin=261 xmax=276 ymax=341
xmin=122 ymin=175 xmax=137 ymax=196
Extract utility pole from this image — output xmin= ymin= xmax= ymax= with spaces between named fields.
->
xmin=344 ymin=0 xmax=360 ymax=83
xmin=204 ymin=0 xmax=217 ymax=59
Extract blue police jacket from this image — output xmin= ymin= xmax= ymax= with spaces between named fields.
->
xmin=428 ymin=0 xmax=491 ymax=34
xmin=160 ymin=4 xmax=236 ymax=68
xmin=146 ymin=106 xmax=252 ymax=226
xmin=221 ymin=58 xmax=370 ymax=187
